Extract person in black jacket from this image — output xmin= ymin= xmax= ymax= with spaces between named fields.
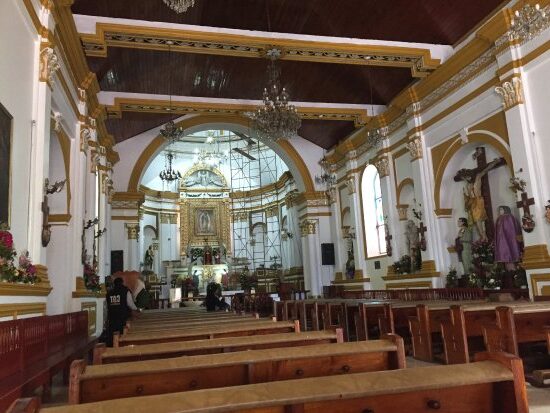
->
xmin=205 ymin=282 xmax=229 ymax=312
xmin=106 ymin=277 xmax=137 ymax=346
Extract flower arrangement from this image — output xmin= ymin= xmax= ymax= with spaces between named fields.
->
xmin=472 ymin=239 xmax=495 ymax=266
xmin=83 ymin=262 xmax=101 ymax=293
xmin=509 ymin=169 xmax=527 ymax=193
xmin=0 ymin=225 xmax=40 ymax=284
xmin=239 ymin=270 xmax=258 ymax=291
xmin=445 ymin=267 xmax=459 ymax=288
xmin=393 ymin=255 xmax=412 ymax=274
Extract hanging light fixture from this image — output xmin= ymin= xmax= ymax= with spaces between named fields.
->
xmin=160 ymin=41 xmax=185 ymax=143
xmin=163 ymin=0 xmax=196 ymax=14
xmin=194 ymin=131 xmax=229 ymax=167
xmin=159 ymin=152 xmax=182 ymax=182
xmin=315 ymin=154 xmax=337 ymax=186
xmin=247 ymin=48 xmax=301 ymax=141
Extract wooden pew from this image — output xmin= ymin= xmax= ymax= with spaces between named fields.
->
xmin=125 ymin=314 xmax=262 ymax=333
xmin=482 ymin=305 xmax=550 ymax=356
xmin=94 ymin=330 xmax=343 ymax=364
xmin=115 ymin=319 xmax=299 ymax=347
xmin=71 ymin=335 xmax=405 ymax=403
xmin=13 ymin=352 xmax=529 ymax=413
xmin=440 ymin=302 xmax=549 ymax=365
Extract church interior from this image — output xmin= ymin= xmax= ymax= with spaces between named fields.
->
xmin=2 ymin=0 xmax=550 ymax=411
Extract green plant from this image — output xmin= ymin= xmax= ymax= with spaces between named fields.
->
xmin=445 ymin=267 xmax=458 ymax=288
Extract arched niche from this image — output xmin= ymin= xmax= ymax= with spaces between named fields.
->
xmin=127 ymin=115 xmax=314 ymax=194
xmin=436 ymin=136 xmax=517 ymax=250
xmin=48 ymin=124 xmax=72 ymax=221
xmin=434 ymin=130 xmax=513 ymax=216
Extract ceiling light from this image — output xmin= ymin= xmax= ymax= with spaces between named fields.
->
xmin=163 ymin=0 xmax=196 ymax=14
xmin=247 ymin=48 xmax=301 ymax=142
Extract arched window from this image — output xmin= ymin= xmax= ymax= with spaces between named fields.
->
xmin=361 ymin=165 xmax=387 ymax=257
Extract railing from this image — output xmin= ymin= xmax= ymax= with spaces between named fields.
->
xmin=324 ymin=286 xmax=530 ymax=301
xmin=0 ymin=311 xmax=89 ymax=383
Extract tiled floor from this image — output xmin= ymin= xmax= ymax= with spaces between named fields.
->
xmin=41 ymin=359 xmax=550 ymax=411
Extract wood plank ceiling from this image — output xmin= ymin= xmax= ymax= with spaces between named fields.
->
xmin=72 ymin=0 xmax=506 ymax=148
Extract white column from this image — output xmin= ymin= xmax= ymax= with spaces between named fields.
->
xmin=125 ymin=223 xmax=140 ymax=271
xmin=300 ymin=218 xmax=322 ymax=297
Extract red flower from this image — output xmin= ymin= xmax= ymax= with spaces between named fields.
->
xmin=0 ymin=230 xmax=13 ymax=249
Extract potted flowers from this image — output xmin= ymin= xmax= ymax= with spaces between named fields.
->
xmin=0 ymin=225 xmax=40 ymax=285
xmin=83 ymin=261 xmax=101 ymax=293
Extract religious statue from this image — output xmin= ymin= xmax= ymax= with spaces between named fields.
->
xmin=214 ymin=249 xmax=221 ymax=264
xmin=495 ymin=206 xmax=523 ymax=271
xmin=204 ymin=246 xmax=213 ymax=265
xmin=455 ymin=217 xmax=473 ymax=276
xmin=345 ymin=250 xmax=355 ymax=280
xmin=144 ymin=245 xmax=154 ymax=270
xmin=185 ymin=170 xmax=224 ymax=187
xmin=405 ymin=220 xmax=420 ymax=273
xmin=545 ymin=201 xmax=550 ymax=224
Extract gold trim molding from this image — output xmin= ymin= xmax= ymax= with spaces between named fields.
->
xmin=530 ymin=273 xmax=550 ymax=297
xmin=0 ymin=303 xmax=47 ymax=319
xmin=106 ymin=97 xmax=369 ymax=127
xmin=80 ymin=23 xmax=441 ymax=78
xmin=386 ymin=281 xmax=432 ymax=289
xmin=523 ymin=245 xmax=550 ymax=270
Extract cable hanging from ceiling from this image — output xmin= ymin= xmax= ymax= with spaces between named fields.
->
xmin=159 ymin=40 xmax=184 ymax=183
xmin=246 ymin=1 xmax=301 ymax=142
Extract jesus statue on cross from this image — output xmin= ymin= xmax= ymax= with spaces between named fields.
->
xmin=454 ymin=148 xmax=506 ymax=241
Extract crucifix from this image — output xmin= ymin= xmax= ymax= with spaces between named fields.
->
xmin=517 ymin=191 xmax=536 ymax=232
xmin=41 ymin=178 xmax=66 ymax=247
xmin=417 ymin=222 xmax=428 ymax=251
xmin=454 ymin=147 xmax=507 ymax=241
xmin=385 ymin=231 xmax=393 ymax=257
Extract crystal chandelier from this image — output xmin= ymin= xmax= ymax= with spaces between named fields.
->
xmin=163 ymin=0 xmax=196 ymax=14
xmin=315 ymin=156 xmax=336 ymax=186
xmin=159 ymin=152 xmax=181 ymax=182
xmin=509 ymin=3 xmax=549 ymax=42
xmin=248 ymin=48 xmax=301 ymax=141
xmin=193 ymin=132 xmax=229 ymax=167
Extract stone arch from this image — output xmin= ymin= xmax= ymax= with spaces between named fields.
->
xmin=127 ymin=115 xmax=314 ymax=193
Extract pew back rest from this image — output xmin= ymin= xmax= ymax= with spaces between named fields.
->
xmin=0 ymin=320 xmax=23 ymax=381
xmin=21 ymin=317 xmax=49 ymax=366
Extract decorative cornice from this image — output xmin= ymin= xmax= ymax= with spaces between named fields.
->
xmin=407 ymin=136 xmax=423 ymax=161
xmin=299 ymin=219 xmax=317 ymax=236
xmin=39 ymin=45 xmax=60 ymax=87
xmin=125 ymin=223 xmax=140 ymax=240
xmin=374 ymin=157 xmax=390 ymax=178
xmin=80 ymin=23 xmax=441 ymax=77
xmin=495 ymin=76 xmax=524 ymax=110
xmin=111 ymin=191 xmax=145 ymax=210
xmin=104 ymin=97 xmax=369 ymax=127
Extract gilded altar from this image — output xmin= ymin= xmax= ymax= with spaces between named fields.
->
xmin=179 ymin=164 xmax=231 ymax=256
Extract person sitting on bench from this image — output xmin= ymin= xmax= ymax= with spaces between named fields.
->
xmin=205 ymin=282 xmax=229 ymax=312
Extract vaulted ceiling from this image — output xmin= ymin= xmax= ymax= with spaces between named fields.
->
xmin=71 ymin=0 xmax=506 ymax=148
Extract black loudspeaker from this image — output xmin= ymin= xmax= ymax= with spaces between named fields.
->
xmin=321 ymin=243 xmax=335 ymax=266
xmin=111 ymin=250 xmax=124 ymax=274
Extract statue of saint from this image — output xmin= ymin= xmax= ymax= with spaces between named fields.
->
xmin=204 ymin=246 xmax=213 ymax=265
xmin=345 ymin=250 xmax=355 ymax=280
xmin=405 ymin=220 xmax=420 ymax=273
xmin=144 ymin=245 xmax=154 ymax=270
xmin=495 ymin=206 xmax=523 ymax=271
xmin=455 ymin=217 xmax=473 ymax=276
